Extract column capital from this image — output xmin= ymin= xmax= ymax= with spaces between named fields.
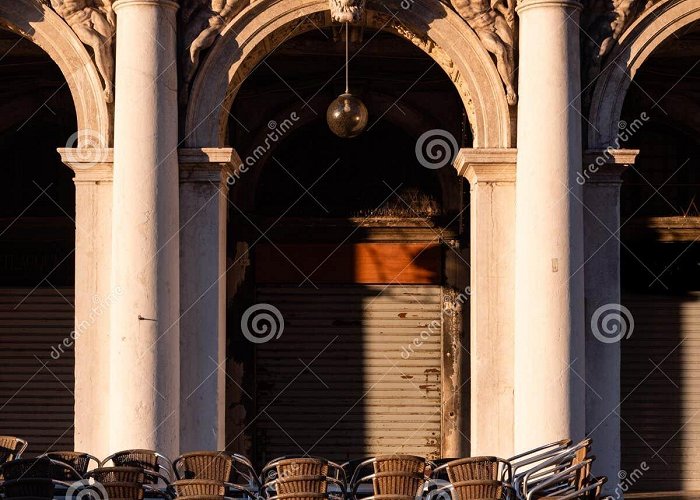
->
xmin=179 ymin=148 xmax=239 ymax=185
xmin=581 ymin=148 xmax=639 ymax=185
xmin=516 ymin=0 xmax=582 ymax=13
xmin=454 ymin=148 xmax=517 ymax=184
xmin=113 ymin=0 xmax=179 ymax=11
xmin=58 ymin=148 xmax=113 ymax=183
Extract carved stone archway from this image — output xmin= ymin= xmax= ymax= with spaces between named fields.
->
xmin=588 ymin=0 xmax=700 ymax=148
xmin=184 ymin=0 xmax=513 ymax=148
xmin=0 ymin=0 xmax=111 ymax=144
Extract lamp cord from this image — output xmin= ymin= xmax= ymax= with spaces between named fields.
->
xmin=345 ymin=22 xmax=349 ymax=94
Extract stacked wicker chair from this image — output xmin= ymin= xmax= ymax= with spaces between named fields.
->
xmin=102 ymin=448 xmax=174 ymax=486
xmin=429 ymin=456 xmax=513 ymax=500
xmin=0 ymin=438 xmax=610 ymax=499
xmin=0 ymin=457 xmax=79 ymax=499
xmin=171 ymin=451 xmax=259 ymax=499
xmin=1 ymin=477 xmax=58 ymax=499
xmin=98 ymin=448 xmax=175 ymax=498
xmin=42 ymin=451 xmax=100 ymax=477
xmin=262 ymin=457 xmax=346 ymax=500
xmin=348 ymin=455 xmax=427 ymax=500
xmin=0 ymin=436 xmax=28 ymax=470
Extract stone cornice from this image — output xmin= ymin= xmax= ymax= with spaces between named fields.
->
xmin=179 ymin=148 xmax=239 ymax=184
xmin=581 ymin=148 xmax=639 ymax=185
xmin=58 ymin=148 xmax=114 ymax=183
xmin=453 ymin=148 xmax=517 ymax=184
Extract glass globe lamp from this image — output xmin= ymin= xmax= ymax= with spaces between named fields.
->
xmin=326 ymin=92 xmax=368 ymax=138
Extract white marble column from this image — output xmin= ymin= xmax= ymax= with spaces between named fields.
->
xmin=109 ymin=0 xmax=181 ymax=456
xmin=178 ymin=149 xmax=237 ymax=452
xmin=455 ymin=149 xmax=516 ymax=458
xmin=582 ymin=149 xmax=638 ymax=489
xmin=514 ymin=0 xmax=586 ymax=451
xmin=59 ymin=148 xmax=114 ymax=459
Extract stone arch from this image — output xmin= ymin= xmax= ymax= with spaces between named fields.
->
xmin=184 ymin=0 xmax=513 ymax=148
xmin=588 ymin=0 xmax=700 ymax=148
xmin=0 ymin=0 xmax=111 ymax=145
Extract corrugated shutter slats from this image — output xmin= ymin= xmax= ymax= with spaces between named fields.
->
xmin=0 ymin=288 xmax=75 ymax=455
xmin=621 ymin=293 xmax=700 ymax=492
xmin=255 ymin=285 xmax=442 ymax=463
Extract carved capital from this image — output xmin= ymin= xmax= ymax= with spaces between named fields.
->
xmin=581 ymin=148 xmax=639 ymax=185
xmin=454 ymin=148 xmax=517 ymax=184
xmin=58 ymin=148 xmax=114 ymax=183
xmin=516 ymin=0 xmax=582 ymax=13
xmin=179 ymin=148 xmax=239 ymax=186
xmin=113 ymin=0 xmax=179 ymax=10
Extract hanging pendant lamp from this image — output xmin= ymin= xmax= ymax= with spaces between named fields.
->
xmin=326 ymin=22 xmax=368 ymax=138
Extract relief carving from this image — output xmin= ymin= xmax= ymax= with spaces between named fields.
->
xmin=582 ymin=0 xmax=661 ymax=85
xmin=601 ymin=0 xmax=661 ymax=57
xmin=45 ymin=0 xmax=115 ymax=103
xmin=181 ymin=0 xmax=249 ymax=97
xmin=329 ymin=0 xmax=367 ymax=23
xmin=449 ymin=0 xmax=517 ymax=105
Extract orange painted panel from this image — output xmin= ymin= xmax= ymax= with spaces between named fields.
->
xmin=255 ymin=243 xmax=442 ymax=284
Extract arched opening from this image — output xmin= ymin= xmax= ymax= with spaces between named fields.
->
xmin=224 ymin=27 xmax=471 ymax=464
xmin=617 ymin=20 xmax=700 ymax=494
xmin=184 ymin=0 xmax=512 ymax=149
xmin=0 ymin=28 xmax=77 ymax=454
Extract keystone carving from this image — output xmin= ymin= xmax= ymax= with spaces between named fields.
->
xmin=329 ymin=0 xmax=367 ymax=23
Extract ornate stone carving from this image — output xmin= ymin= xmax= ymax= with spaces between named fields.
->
xmin=181 ymin=0 xmax=249 ymax=97
xmin=449 ymin=0 xmax=517 ymax=105
xmin=602 ymin=0 xmax=661 ymax=57
xmin=329 ymin=0 xmax=366 ymax=23
xmin=581 ymin=0 xmax=661 ymax=85
xmin=369 ymin=11 xmax=472 ymax=107
xmin=45 ymin=0 xmax=116 ymax=103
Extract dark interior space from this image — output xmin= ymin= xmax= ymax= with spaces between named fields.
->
xmin=0 ymin=28 xmax=77 ymax=454
xmin=619 ymin=20 xmax=700 ymax=493
xmin=224 ymin=27 xmax=470 ymax=466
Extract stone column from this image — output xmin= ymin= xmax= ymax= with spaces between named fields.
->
xmin=514 ymin=0 xmax=586 ymax=451
xmin=455 ymin=149 xmax=516 ymax=458
xmin=178 ymin=149 xmax=237 ymax=452
xmin=582 ymin=149 xmax=638 ymax=488
xmin=59 ymin=148 xmax=114 ymax=459
xmin=110 ymin=0 xmax=180 ymax=456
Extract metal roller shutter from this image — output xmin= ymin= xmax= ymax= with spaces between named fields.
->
xmin=255 ymin=285 xmax=443 ymax=463
xmin=0 ymin=288 xmax=75 ymax=455
xmin=621 ymin=293 xmax=700 ymax=492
